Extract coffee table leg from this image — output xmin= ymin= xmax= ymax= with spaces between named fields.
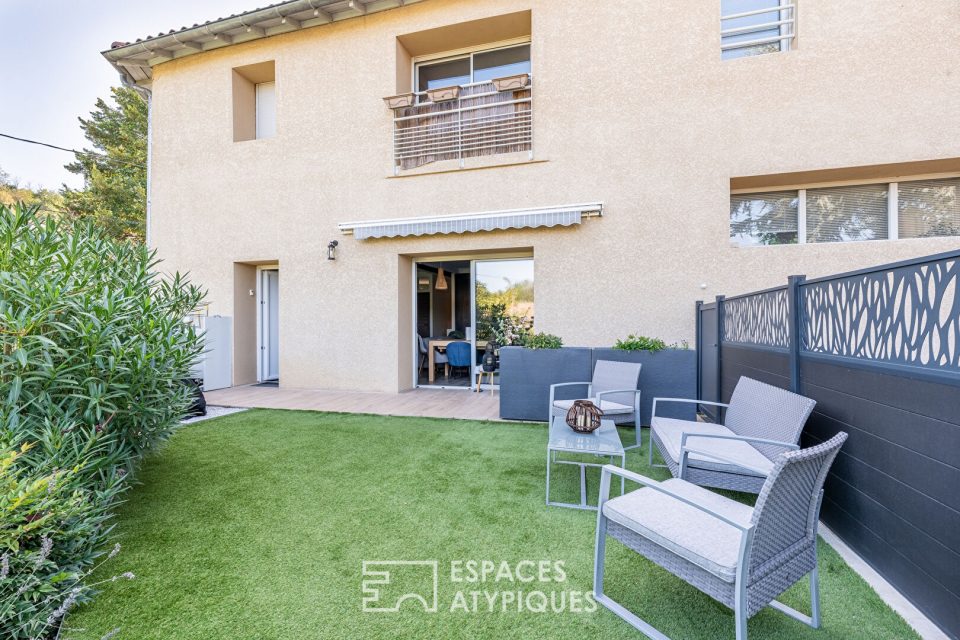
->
xmin=579 ymin=464 xmax=587 ymax=507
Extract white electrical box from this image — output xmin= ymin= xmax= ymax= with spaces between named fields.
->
xmin=199 ymin=316 xmax=233 ymax=391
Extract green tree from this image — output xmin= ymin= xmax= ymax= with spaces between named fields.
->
xmin=62 ymin=86 xmax=147 ymax=242
xmin=0 ymin=166 xmax=64 ymax=214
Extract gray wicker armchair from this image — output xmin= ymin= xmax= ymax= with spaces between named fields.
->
xmin=594 ymin=432 xmax=847 ymax=640
xmin=550 ymin=360 xmax=642 ymax=448
xmin=650 ymin=377 xmax=816 ymax=493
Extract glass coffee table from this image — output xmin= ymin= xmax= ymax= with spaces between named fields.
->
xmin=546 ymin=417 xmax=626 ymax=510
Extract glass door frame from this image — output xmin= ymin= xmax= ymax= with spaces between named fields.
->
xmin=412 ymin=254 xmax=533 ymax=391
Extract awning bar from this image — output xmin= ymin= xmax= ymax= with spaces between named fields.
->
xmin=339 ymin=202 xmax=603 ymax=239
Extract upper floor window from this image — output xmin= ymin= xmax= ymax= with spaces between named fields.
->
xmin=730 ymin=177 xmax=960 ymax=246
xmin=721 ymin=0 xmax=795 ymax=60
xmin=385 ymin=40 xmax=533 ymax=174
xmin=415 ymin=43 xmax=530 ymax=94
xmin=232 ymin=61 xmax=275 ymax=142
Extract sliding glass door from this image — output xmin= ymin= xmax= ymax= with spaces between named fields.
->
xmin=413 ymin=257 xmax=533 ymax=389
xmin=472 ymin=259 xmax=535 ymax=377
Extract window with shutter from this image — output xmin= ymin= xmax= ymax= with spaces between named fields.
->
xmin=255 ymin=81 xmax=276 ymax=140
xmin=729 ymin=191 xmax=799 ymax=246
xmin=806 ymin=184 xmax=888 ymax=243
xmin=898 ymin=178 xmax=960 ymax=239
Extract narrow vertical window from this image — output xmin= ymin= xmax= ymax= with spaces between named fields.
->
xmin=232 ymin=61 xmax=275 ymax=142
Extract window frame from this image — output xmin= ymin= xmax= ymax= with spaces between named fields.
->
xmin=730 ymin=174 xmax=960 ymax=246
xmin=720 ymin=0 xmax=796 ymax=60
xmin=412 ymin=37 xmax=531 ymax=95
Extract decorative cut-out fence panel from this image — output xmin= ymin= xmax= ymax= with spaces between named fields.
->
xmin=801 ymin=255 xmax=960 ymax=372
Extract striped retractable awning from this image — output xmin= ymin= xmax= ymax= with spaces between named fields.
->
xmin=338 ymin=202 xmax=603 ymax=240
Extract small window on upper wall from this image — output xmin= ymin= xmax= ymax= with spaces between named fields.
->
xmin=721 ymin=0 xmax=795 ymax=60
xmin=232 ymin=61 xmax=275 ymax=142
xmin=898 ymin=178 xmax=960 ymax=238
xmin=415 ymin=43 xmax=530 ymax=94
xmin=730 ymin=191 xmax=799 ymax=246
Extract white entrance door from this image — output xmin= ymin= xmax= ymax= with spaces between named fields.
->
xmin=259 ymin=269 xmax=280 ymax=382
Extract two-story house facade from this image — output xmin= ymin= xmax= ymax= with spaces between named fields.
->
xmin=103 ymin=0 xmax=960 ymax=394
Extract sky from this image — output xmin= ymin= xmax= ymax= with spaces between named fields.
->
xmin=476 ymin=259 xmax=534 ymax=293
xmin=0 ymin=1 xmax=244 ymax=190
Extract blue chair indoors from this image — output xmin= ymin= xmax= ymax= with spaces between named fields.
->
xmin=445 ymin=342 xmax=472 ymax=378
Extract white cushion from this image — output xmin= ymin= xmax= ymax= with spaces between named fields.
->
xmin=552 ymin=397 xmax=633 ymax=414
xmin=651 ymin=417 xmax=773 ymax=477
xmin=603 ymin=478 xmax=753 ymax=582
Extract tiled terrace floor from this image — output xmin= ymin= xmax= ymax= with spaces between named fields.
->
xmin=203 ymin=384 xmax=503 ymax=421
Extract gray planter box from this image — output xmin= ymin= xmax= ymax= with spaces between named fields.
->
xmin=498 ymin=347 xmax=593 ymax=421
xmin=498 ymin=346 xmax=697 ymax=423
xmin=591 ymin=348 xmax=697 ymax=425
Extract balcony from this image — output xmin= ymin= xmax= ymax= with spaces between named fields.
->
xmin=385 ymin=75 xmax=533 ymax=175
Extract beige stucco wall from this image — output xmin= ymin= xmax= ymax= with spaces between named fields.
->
xmin=148 ymin=0 xmax=960 ymax=393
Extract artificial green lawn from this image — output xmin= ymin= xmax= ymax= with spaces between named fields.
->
xmin=66 ymin=410 xmax=916 ymax=639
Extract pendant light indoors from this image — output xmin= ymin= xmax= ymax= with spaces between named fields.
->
xmin=435 ymin=268 xmax=448 ymax=290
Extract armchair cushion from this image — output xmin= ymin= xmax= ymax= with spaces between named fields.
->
xmin=602 ymin=478 xmax=753 ymax=582
xmin=651 ymin=418 xmax=774 ymax=477
xmin=552 ymin=397 xmax=633 ymax=415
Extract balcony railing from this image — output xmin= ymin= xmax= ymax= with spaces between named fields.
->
xmin=721 ymin=1 xmax=795 ymax=56
xmin=388 ymin=78 xmax=533 ymax=174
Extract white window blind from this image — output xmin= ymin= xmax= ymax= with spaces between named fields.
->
xmin=255 ymin=81 xmax=276 ymax=139
xmin=729 ymin=191 xmax=799 ymax=246
xmin=898 ymin=178 xmax=960 ymax=239
xmin=806 ymin=184 xmax=888 ymax=243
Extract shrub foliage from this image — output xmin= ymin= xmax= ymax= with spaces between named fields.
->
xmin=523 ymin=332 xmax=563 ymax=350
xmin=0 ymin=203 xmax=204 ymax=637
xmin=613 ymin=334 xmax=669 ymax=352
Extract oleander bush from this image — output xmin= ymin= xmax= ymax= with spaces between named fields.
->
xmin=0 ymin=203 xmax=204 ymax=638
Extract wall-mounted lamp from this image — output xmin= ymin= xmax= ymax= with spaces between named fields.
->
xmin=327 ymin=240 xmax=339 ymax=261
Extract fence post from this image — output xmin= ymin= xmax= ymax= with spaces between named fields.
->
xmin=695 ymin=300 xmax=703 ymax=400
xmin=715 ymin=294 xmax=725 ymax=404
xmin=787 ymin=275 xmax=806 ymax=393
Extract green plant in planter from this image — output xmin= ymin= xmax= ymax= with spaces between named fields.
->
xmin=613 ymin=334 xmax=669 ymax=352
xmin=523 ymin=332 xmax=563 ymax=349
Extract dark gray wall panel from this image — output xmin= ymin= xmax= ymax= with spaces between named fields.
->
xmin=820 ymin=496 xmax=960 ymax=640
xmin=801 ymin=379 xmax=960 ymax=469
xmin=592 ymin=348 xmax=696 ymax=425
xmin=498 ymin=347 xmax=593 ymax=421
